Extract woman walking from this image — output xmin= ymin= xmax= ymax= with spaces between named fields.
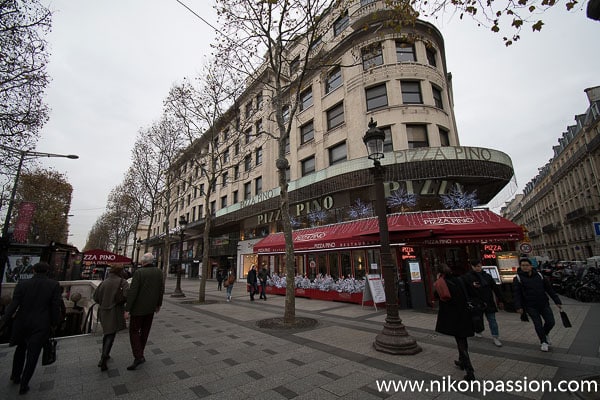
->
xmin=93 ymin=265 xmax=129 ymax=371
xmin=225 ymin=268 xmax=236 ymax=302
xmin=434 ymin=264 xmax=476 ymax=381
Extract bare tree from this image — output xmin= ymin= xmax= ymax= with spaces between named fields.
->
xmin=164 ymin=57 xmax=254 ymax=302
xmin=84 ymin=214 xmax=112 ymax=251
xmin=214 ymin=0 xmax=341 ymax=324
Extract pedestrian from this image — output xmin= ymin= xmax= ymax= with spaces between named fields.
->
xmin=513 ymin=257 xmax=562 ymax=352
xmin=247 ymin=264 xmax=258 ymax=301
xmin=125 ymin=253 xmax=164 ymax=370
xmin=93 ymin=264 xmax=129 ymax=371
xmin=0 ymin=262 xmax=62 ymax=395
xmin=217 ymin=269 xmax=224 ymax=291
xmin=224 ymin=268 xmax=235 ymax=302
xmin=434 ymin=264 xmax=476 ymax=381
xmin=258 ymin=264 xmax=270 ymax=300
xmin=463 ymin=259 xmax=505 ymax=347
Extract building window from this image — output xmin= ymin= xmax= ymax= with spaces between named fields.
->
xmin=432 ymin=85 xmax=443 ymax=109
xmin=361 ymin=0 xmax=376 ymax=5
xmin=245 ymin=128 xmax=252 ymax=144
xmin=362 ymin=43 xmax=383 ymax=70
xmin=244 ymin=154 xmax=252 ymax=172
xmin=285 ymin=167 xmax=291 ymax=182
xmin=439 ymin=127 xmax=450 ymax=146
xmin=223 ymin=129 xmax=229 ymax=142
xmin=200 ymin=183 xmax=205 ymax=195
xmin=396 ymin=41 xmax=415 ymax=62
xmin=326 ymin=66 xmax=342 ymax=93
xmin=234 ymin=165 xmax=240 ymax=179
xmin=222 ymin=171 xmax=228 ymax=187
xmin=234 ymin=141 xmax=240 ymax=155
xmin=255 ymin=176 xmax=262 ymax=194
xmin=401 ymin=81 xmax=423 ymax=104
xmin=256 ymin=147 xmax=263 ymax=165
xmin=309 ymin=36 xmax=322 ymax=52
xmin=328 ymin=142 xmax=347 ymax=166
xmin=333 ymin=11 xmax=349 ymax=36
xmin=382 ymin=126 xmax=393 ymax=152
xmin=233 ymin=190 xmax=239 ymax=204
xmin=300 ymin=87 xmax=313 ymax=111
xmin=407 ymin=124 xmax=429 ymax=148
xmin=198 ymin=205 xmax=203 ymax=219
xmin=223 ymin=149 xmax=230 ymax=164
xmin=244 ymin=182 xmax=252 ymax=200
xmin=245 ymin=101 xmax=252 ymax=119
xmin=282 ymin=105 xmax=290 ymax=122
xmin=426 ymin=47 xmax=437 ymax=67
xmin=192 ymin=206 xmax=196 ymax=221
xmin=290 ymin=56 xmax=300 ymax=74
xmin=365 ymin=83 xmax=388 ymax=111
xmin=300 ymin=121 xmax=314 ymax=144
xmin=327 ymin=102 xmax=344 ymax=130
xmin=301 ymin=156 xmax=316 ymax=176
xmin=255 ymin=119 xmax=263 ymax=138
xmin=221 ymin=195 xmax=227 ymax=209
xmin=256 ymin=92 xmax=263 ymax=109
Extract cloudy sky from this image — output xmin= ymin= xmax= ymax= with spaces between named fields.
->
xmin=34 ymin=1 xmax=599 ymax=251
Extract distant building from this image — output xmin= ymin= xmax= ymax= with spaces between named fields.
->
xmin=501 ymin=86 xmax=600 ymax=260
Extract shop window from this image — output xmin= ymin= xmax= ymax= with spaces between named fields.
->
xmin=401 ymin=80 xmax=423 ymax=104
xmin=353 ymin=250 xmax=367 ymax=280
xmin=301 ymin=156 xmax=315 ymax=176
xmin=328 ymin=141 xmax=347 ymax=166
xmin=317 ymin=253 xmax=327 ymax=278
xmin=327 ymin=102 xmax=344 ymax=130
xmin=362 ymin=42 xmax=383 ymax=70
xmin=301 ymin=121 xmax=314 ymax=144
xmin=396 ymin=41 xmax=416 ymax=62
xmin=432 ymin=85 xmax=443 ymax=109
xmin=326 ymin=66 xmax=342 ymax=93
xmin=407 ymin=124 xmax=429 ymax=148
xmin=340 ymin=251 xmax=352 ymax=278
xmin=366 ymin=83 xmax=388 ymax=111
xmin=328 ymin=252 xmax=339 ymax=279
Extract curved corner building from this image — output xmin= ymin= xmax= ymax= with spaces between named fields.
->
xmin=148 ymin=0 xmax=521 ymax=307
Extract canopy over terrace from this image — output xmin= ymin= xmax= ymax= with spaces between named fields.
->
xmin=83 ymin=249 xmax=132 ymax=264
xmin=253 ymin=209 xmax=523 ymax=254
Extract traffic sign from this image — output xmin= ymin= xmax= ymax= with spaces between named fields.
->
xmin=594 ymin=222 xmax=600 ymax=242
xmin=519 ymin=242 xmax=533 ymax=254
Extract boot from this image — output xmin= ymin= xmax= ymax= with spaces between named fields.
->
xmin=464 ymin=368 xmax=476 ymax=381
xmin=99 ymin=356 xmax=108 ymax=371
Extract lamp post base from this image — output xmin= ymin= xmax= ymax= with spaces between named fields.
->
xmin=373 ymin=318 xmax=422 ymax=355
xmin=170 ymin=289 xmax=186 ymax=298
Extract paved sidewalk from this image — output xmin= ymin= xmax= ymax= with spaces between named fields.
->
xmin=1 ymin=278 xmax=599 ymax=399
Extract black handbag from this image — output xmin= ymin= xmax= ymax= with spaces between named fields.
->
xmin=560 ymin=311 xmax=572 ymax=328
xmin=42 ymin=338 xmax=57 ymax=366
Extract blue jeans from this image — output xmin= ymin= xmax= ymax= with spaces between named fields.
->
xmin=485 ymin=312 xmax=499 ymax=337
xmin=226 ymin=285 xmax=233 ymax=299
xmin=526 ymin=305 xmax=555 ymax=343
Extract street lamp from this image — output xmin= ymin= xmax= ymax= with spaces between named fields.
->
xmin=362 ymin=118 xmax=421 ymax=355
xmin=0 ymin=145 xmax=78 ymax=297
xmin=171 ymin=215 xmax=187 ymax=298
xmin=135 ymin=238 xmax=142 ymax=269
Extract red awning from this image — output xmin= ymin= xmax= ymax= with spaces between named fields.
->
xmin=83 ymin=249 xmax=133 ymax=264
xmin=253 ymin=209 xmax=523 ymax=254
xmin=254 ymin=219 xmax=381 ymax=253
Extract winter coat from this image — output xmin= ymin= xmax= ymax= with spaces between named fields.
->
xmin=247 ymin=268 xmax=258 ymax=285
xmin=126 ymin=264 xmax=164 ymax=316
xmin=0 ymin=273 xmax=61 ymax=346
xmin=463 ymin=270 xmax=504 ymax=313
xmin=258 ymin=268 xmax=269 ymax=284
xmin=93 ymin=273 xmax=129 ymax=334
xmin=435 ymin=274 xmax=474 ymax=338
xmin=513 ymin=269 xmax=561 ymax=311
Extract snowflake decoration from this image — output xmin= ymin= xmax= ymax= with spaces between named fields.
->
xmin=308 ymin=209 xmax=328 ymax=226
xmin=387 ymin=188 xmax=417 ymax=211
xmin=348 ymin=199 xmax=373 ymax=219
xmin=440 ymin=186 xmax=479 ymax=209
xmin=289 ymin=216 xmax=301 ymax=229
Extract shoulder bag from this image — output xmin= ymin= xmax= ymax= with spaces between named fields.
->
xmin=42 ymin=336 xmax=57 ymax=365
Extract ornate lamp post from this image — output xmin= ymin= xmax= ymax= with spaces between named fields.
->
xmin=363 ymin=118 xmax=421 ymax=355
xmin=171 ymin=215 xmax=187 ymax=298
xmin=135 ymin=238 xmax=142 ymax=269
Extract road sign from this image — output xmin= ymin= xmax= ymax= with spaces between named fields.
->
xmin=519 ymin=242 xmax=533 ymax=254
xmin=594 ymin=222 xmax=600 ymax=242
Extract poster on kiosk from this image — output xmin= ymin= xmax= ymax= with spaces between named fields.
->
xmin=405 ymin=259 xmax=427 ymax=309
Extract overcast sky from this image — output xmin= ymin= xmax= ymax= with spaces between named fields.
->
xmin=34 ymin=1 xmax=599 ymax=251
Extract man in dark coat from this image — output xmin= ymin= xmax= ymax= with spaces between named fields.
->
xmin=247 ymin=264 xmax=258 ymax=301
xmin=513 ymin=258 xmax=562 ymax=352
xmin=125 ymin=252 xmax=164 ymax=370
xmin=258 ymin=264 xmax=270 ymax=300
xmin=463 ymin=259 xmax=505 ymax=347
xmin=435 ymin=264 xmax=476 ymax=381
xmin=0 ymin=262 xmax=61 ymax=395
